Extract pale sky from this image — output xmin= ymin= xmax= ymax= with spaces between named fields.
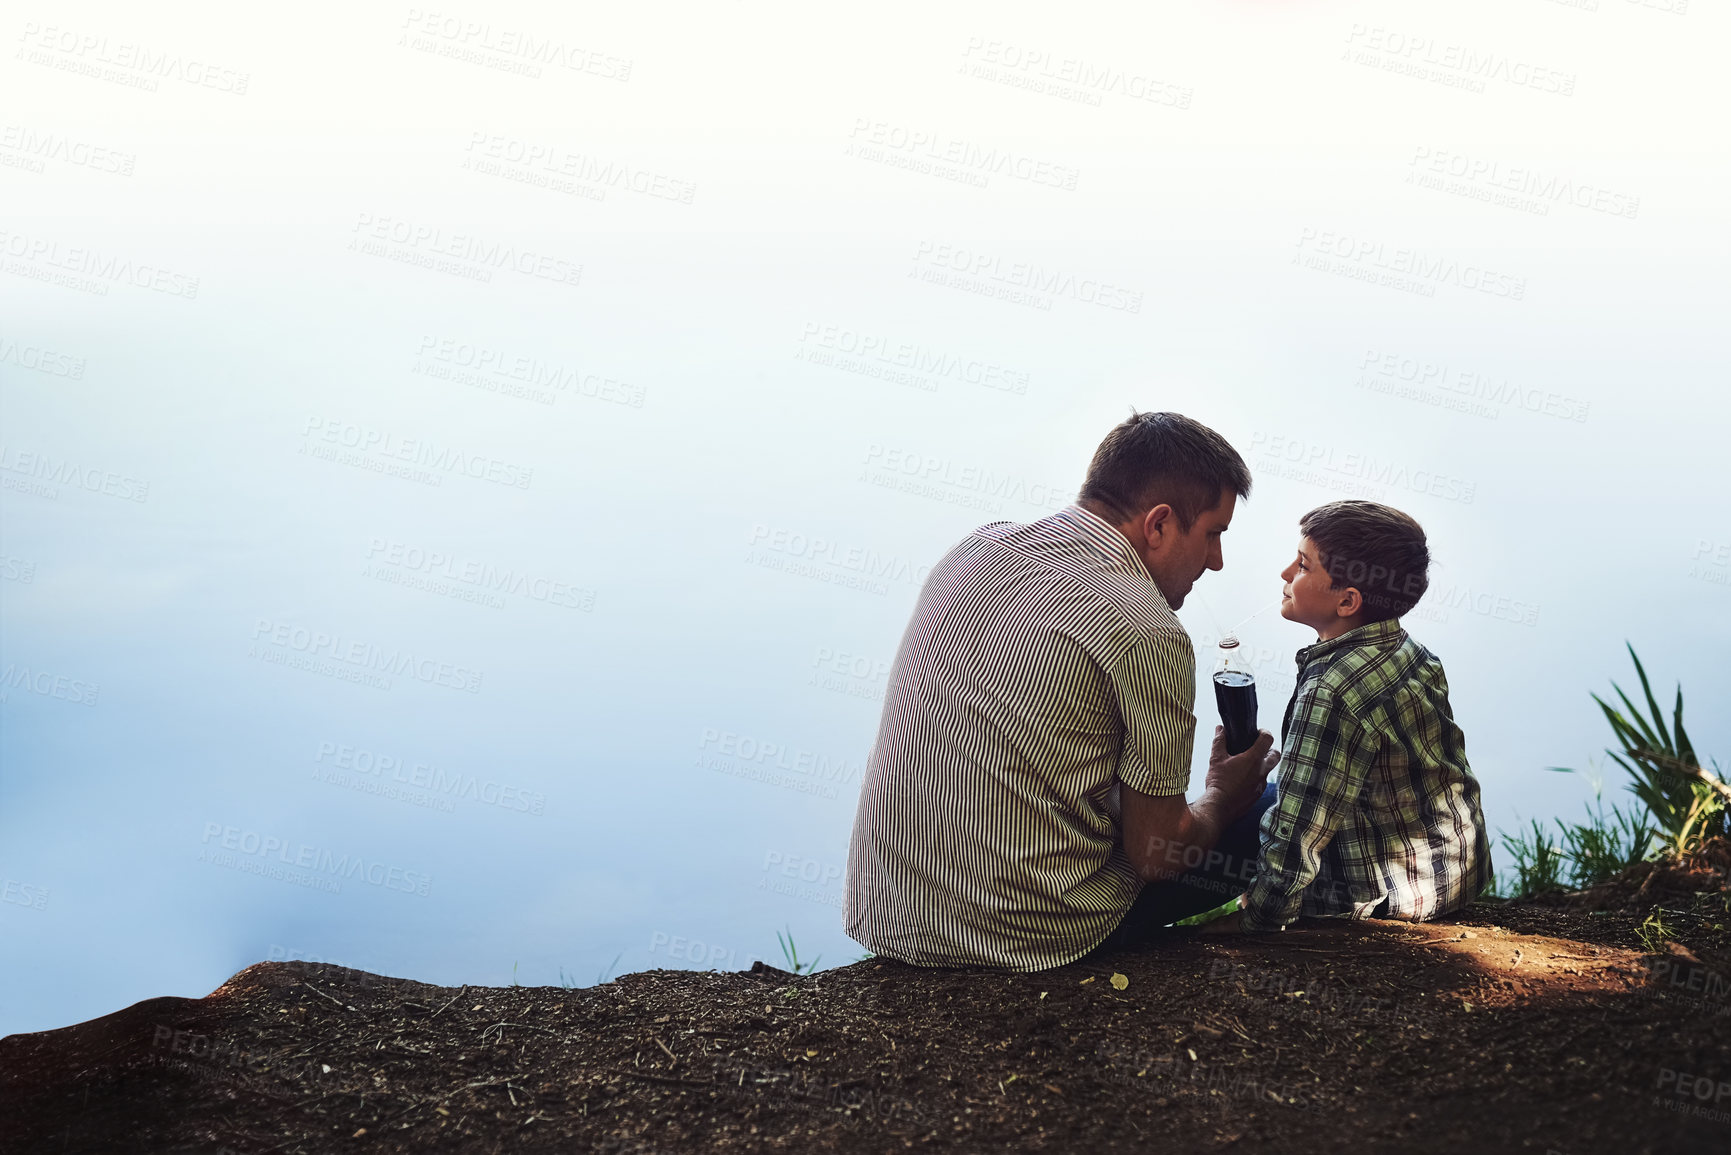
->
xmin=3 ymin=0 xmax=1727 ymax=1035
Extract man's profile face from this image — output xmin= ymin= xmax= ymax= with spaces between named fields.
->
xmin=1143 ymin=490 xmax=1234 ymax=609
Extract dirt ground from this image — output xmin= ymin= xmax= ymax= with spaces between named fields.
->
xmin=5 ymin=896 xmax=1729 ymax=1155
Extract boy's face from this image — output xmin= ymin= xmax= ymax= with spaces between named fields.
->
xmin=1280 ymin=537 xmax=1361 ymax=636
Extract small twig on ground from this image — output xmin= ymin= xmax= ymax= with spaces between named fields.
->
xmin=480 ymin=1021 xmax=559 ymax=1042
xmin=257 ymin=1130 xmax=320 ymax=1155
xmin=299 ymin=982 xmax=356 ymax=1011
xmin=608 ymin=1067 xmax=716 ymax=1088
xmin=375 ymin=1074 xmax=529 ymax=1125
xmin=460 ymin=1075 xmax=528 ymax=1091
xmin=429 ymin=986 xmax=468 ymax=1020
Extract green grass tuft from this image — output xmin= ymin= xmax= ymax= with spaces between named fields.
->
xmin=775 ymin=928 xmax=821 ymax=974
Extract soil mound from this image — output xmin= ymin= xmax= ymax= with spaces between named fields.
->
xmin=1564 ymin=836 xmax=1731 ymax=914
xmin=4 ymin=903 xmax=1728 ymax=1154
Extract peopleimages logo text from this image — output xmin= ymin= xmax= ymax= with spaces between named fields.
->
xmin=199 ymin=823 xmax=433 ymax=896
xmin=302 ymin=416 xmax=533 ymax=489
xmin=250 ymin=619 xmax=484 ymax=693
xmin=698 ymin=728 xmax=863 ymax=787
xmin=1250 ymin=432 xmax=1477 ymax=504
xmin=1294 ymin=228 xmax=1525 ymax=300
xmin=16 ymin=22 xmax=251 ymax=94
xmin=349 ymin=213 xmax=582 ymax=287
xmin=747 ymin=525 xmax=932 ymax=587
xmin=364 ymin=538 xmax=594 ymax=611
xmin=862 ymin=443 xmax=1069 ymax=513
xmin=911 ymin=241 xmax=1143 ymax=313
xmin=314 ymin=741 xmax=546 ymax=815
xmin=0 ymin=228 xmax=199 ymax=298
xmin=398 ymin=9 xmax=633 ymax=81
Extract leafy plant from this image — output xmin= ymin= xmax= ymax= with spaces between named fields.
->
xmin=1636 ymin=909 xmax=1674 ymax=953
xmin=1495 ymin=799 xmax=1656 ymax=898
xmin=1556 ymin=799 xmax=1656 ymax=887
xmin=1499 ymin=818 xmax=1565 ymax=898
xmin=776 ymin=928 xmax=821 ymax=975
xmin=1553 ymin=644 xmax=1729 ymax=858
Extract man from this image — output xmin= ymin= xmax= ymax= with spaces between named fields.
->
xmin=844 ymin=411 xmax=1280 ymax=970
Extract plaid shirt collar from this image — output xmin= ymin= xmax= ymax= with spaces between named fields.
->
xmin=1054 ymin=503 xmax=1155 ymax=585
xmin=1294 ymin=617 xmax=1405 ymax=672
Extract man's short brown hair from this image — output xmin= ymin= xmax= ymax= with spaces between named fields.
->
xmin=1078 ymin=411 xmax=1252 ymax=531
xmin=1299 ymin=501 xmax=1430 ymax=623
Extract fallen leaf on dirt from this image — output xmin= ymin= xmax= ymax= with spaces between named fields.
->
xmin=1109 ymin=973 xmax=1128 ymax=990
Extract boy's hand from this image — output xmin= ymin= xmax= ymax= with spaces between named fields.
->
xmin=1205 ymin=725 xmax=1279 ymax=818
xmin=1195 ymin=910 xmax=1245 ymax=936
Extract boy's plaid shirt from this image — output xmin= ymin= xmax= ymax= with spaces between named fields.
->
xmin=1241 ymin=618 xmax=1491 ymax=932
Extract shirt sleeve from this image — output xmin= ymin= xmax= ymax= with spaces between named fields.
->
xmin=1241 ymin=685 xmax=1376 ymax=932
xmin=1108 ymin=629 xmax=1196 ymax=798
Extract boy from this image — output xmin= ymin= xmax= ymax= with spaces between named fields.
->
xmin=1211 ymin=500 xmax=1490 ymax=933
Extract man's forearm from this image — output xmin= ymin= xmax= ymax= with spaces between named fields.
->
xmin=1125 ymin=787 xmax=1237 ymax=882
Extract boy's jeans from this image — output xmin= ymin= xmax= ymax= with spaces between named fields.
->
xmin=1091 ymin=782 xmax=1278 ymax=954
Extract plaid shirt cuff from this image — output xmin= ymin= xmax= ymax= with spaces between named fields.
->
xmin=1239 ymin=886 xmax=1291 ymax=932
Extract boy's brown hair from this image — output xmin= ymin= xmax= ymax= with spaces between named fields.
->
xmin=1299 ymin=501 xmax=1430 ymax=623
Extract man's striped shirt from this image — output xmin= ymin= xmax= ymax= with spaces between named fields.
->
xmin=844 ymin=503 xmax=1197 ymax=971
xmin=1242 ymin=618 xmax=1491 ymax=932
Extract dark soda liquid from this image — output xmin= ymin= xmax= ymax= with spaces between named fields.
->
xmin=1213 ymin=670 xmax=1258 ymax=756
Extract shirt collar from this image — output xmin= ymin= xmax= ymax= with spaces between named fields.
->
xmin=1294 ymin=617 xmax=1405 ymax=668
xmin=1053 ymin=503 xmax=1154 ymax=584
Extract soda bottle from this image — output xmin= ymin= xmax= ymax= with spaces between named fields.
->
xmin=1213 ymin=635 xmax=1259 ymax=756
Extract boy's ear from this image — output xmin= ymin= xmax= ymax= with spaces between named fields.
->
xmin=1336 ymin=586 xmax=1364 ymax=618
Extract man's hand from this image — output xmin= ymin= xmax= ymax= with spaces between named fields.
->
xmin=1205 ymin=725 xmax=1279 ymax=821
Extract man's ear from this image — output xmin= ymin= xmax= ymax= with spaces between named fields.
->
xmin=1139 ymin=503 xmax=1176 ymax=551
